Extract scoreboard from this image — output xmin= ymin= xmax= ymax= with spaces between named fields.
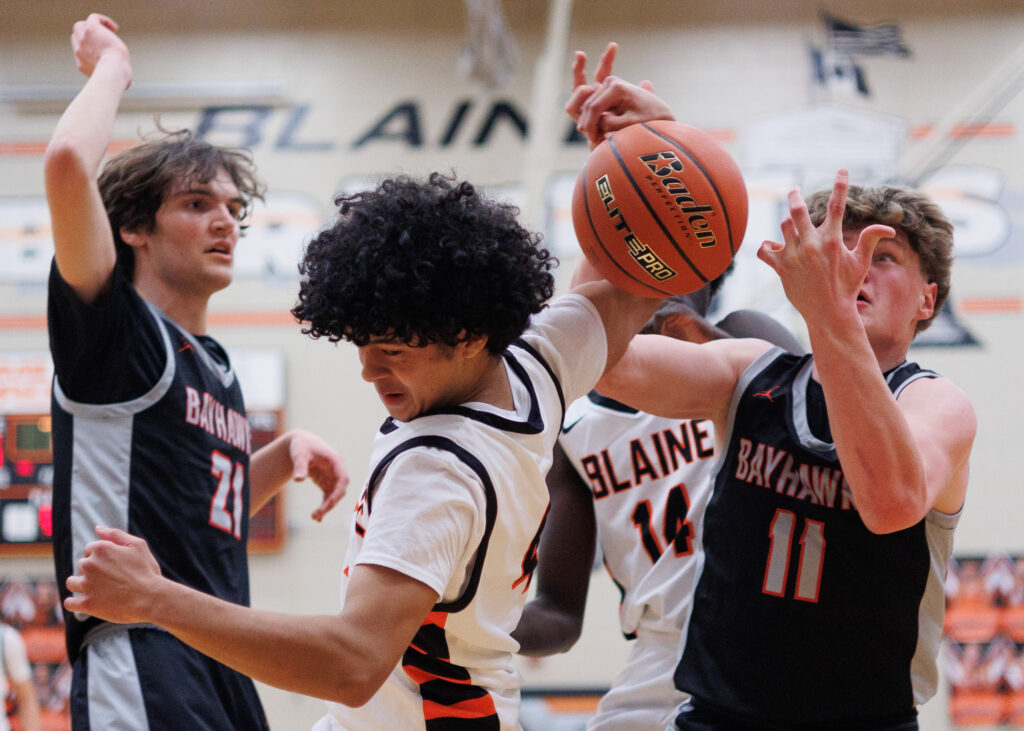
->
xmin=0 ymin=350 xmax=288 ymax=556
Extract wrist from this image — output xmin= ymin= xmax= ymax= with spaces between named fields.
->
xmin=95 ymin=50 xmax=132 ymax=89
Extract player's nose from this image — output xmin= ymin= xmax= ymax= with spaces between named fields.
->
xmin=357 ymin=349 xmax=386 ymax=382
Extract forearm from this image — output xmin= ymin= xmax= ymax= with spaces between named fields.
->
xmin=248 ymin=430 xmax=296 ymax=514
xmin=46 ymin=52 xmax=131 ymax=176
xmin=13 ymin=679 xmax=41 ymax=731
xmin=806 ymin=316 xmax=927 ymax=532
xmin=44 ymin=53 xmax=131 ymax=299
xmin=148 ymin=578 xmax=380 ymax=705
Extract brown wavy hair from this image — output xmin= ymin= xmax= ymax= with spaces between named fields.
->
xmin=806 ymin=185 xmax=953 ymax=333
xmin=98 ymin=128 xmax=265 ymax=280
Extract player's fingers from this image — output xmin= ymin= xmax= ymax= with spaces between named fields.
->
xmin=855 ymin=223 xmax=895 ymax=265
xmin=65 ymin=575 xmax=84 ymax=594
xmin=592 ymin=42 xmax=618 ymax=84
xmin=574 ymin=103 xmax=605 ymax=147
xmin=822 ymin=168 xmax=849 ymax=241
xmin=564 ymin=85 xmax=594 ymax=122
xmin=87 ymin=13 xmax=118 ymax=32
xmin=571 ymin=50 xmax=587 ymax=90
xmin=779 ymin=215 xmax=798 ymax=246
xmin=577 ymin=76 xmax=624 ymax=140
xmin=757 ymin=239 xmax=785 ymax=270
xmin=94 ymin=526 xmax=136 ymax=547
xmin=311 ymin=478 xmax=348 ymax=519
xmin=311 ymin=489 xmax=342 ymax=522
xmin=292 ymin=452 xmax=310 ymax=481
xmin=639 ymin=80 xmax=655 ymax=92
xmin=63 ymin=594 xmax=86 ymax=613
xmin=787 ymin=187 xmax=818 ymax=244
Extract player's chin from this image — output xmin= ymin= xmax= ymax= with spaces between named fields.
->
xmin=204 ymin=267 xmax=234 ymax=292
xmin=379 ymin=394 xmax=415 ymax=421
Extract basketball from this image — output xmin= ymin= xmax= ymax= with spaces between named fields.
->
xmin=572 ymin=119 xmax=748 ymax=297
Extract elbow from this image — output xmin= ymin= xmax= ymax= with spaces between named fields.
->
xmin=44 ymin=138 xmax=92 ymax=190
xmin=544 ymin=616 xmax=585 ymax=655
xmin=861 ymin=514 xmax=910 ymax=535
xmin=554 ymin=616 xmax=584 ymax=652
xmin=858 ymin=493 xmax=928 ymax=535
xmin=325 ymin=663 xmax=391 ymax=708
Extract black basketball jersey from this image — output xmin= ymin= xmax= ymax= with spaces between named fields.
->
xmin=48 ymin=265 xmax=252 ymax=661
xmin=675 ymin=347 xmax=958 ymax=726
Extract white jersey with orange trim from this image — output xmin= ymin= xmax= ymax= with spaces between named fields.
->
xmin=557 ymin=394 xmax=717 ymax=730
xmin=559 ymin=393 xmax=717 ymax=639
xmin=318 ymin=294 xmax=607 ymax=731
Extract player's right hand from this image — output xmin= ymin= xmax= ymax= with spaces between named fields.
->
xmin=72 ymin=13 xmax=130 ymax=80
xmin=64 ymin=526 xmax=160 ymax=624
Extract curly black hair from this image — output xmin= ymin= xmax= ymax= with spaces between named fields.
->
xmin=292 ymin=173 xmax=556 ymax=355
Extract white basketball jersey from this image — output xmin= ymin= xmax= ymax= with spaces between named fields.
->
xmin=322 ymin=295 xmax=606 ymax=730
xmin=559 ymin=393 xmax=717 ymax=636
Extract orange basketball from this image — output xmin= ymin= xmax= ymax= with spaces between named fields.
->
xmin=572 ymin=120 xmax=748 ymax=297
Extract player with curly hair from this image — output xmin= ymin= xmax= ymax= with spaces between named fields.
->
xmin=293 ymin=173 xmax=555 ymax=355
xmin=62 ymin=49 xmax=665 ymax=728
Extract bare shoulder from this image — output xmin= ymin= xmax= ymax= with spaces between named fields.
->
xmin=702 ymin=336 xmax=777 ymax=374
xmin=898 ymin=375 xmax=977 ymax=443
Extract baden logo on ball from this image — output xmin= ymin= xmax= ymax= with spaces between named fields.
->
xmin=572 ymin=120 xmax=748 ymax=297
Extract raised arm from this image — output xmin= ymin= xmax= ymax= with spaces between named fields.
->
xmin=65 ymin=527 xmax=437 ymax=707
xmin=44 ymin=14 xmax=132 ymax=303
xmin=758 ymin=171 xmax=976 ymax=532
xmin=512 ymin=443 xmax=596 ymax=655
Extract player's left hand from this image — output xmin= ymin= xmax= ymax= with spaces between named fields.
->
xmin=757 ymin=169 xmax=895 ymax=326
xmin=567 ymin=42 xmax=671 ymax=148
xmin=64 ymin=526 xmax=161 ymax=624
xmin=649 ymin=302 xmax=723 ymax=344
xmin=288 ymin=430 xmax=350 ymax=521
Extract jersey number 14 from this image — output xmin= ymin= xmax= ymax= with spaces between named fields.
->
xmin=631 ymin=482 xmax=694 ymax=563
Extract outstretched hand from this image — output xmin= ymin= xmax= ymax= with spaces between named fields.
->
xmin=72 ymin=13 xmax=130 ymax=80
xmin=757 ymin=169 xmax=895 ymax=327
xmin=64 ymin=526 xmax=161 ymax=624
xmin=566 ymin=42 xmax=673 ymax=148
xmin=288 ymin=430 xmax=350 ymax=521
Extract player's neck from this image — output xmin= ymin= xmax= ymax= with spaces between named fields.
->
xmin=134 ymin=278 xmax=211 ymax=335
xmin=810 ymin=343 xmax=910 ymax=383
xmin=465 ymin=353 xmax=514 ymax=411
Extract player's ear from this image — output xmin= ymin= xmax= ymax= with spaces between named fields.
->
xmin=458 ymin=333 xmax=490 ymax=360
xmin=120 ymin=226 xmax=147 ymax=250
xmin=917 ymin=281 xmax=937 ymax=322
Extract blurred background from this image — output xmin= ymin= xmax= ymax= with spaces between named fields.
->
xmin=1 ymin=1 xmax=1022 ymax=728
